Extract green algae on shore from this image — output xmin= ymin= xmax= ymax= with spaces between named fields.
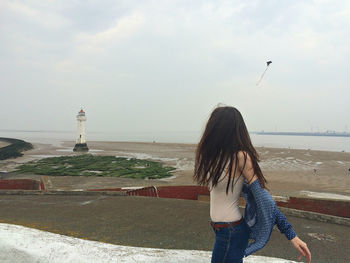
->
xmin=16 ymin=155 xmax=176 ymax=179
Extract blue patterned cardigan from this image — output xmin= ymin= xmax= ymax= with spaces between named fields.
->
xmin=242 ymin=179 xmax=297 ymax=256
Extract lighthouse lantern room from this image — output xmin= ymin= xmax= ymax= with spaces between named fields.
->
xmin=73 ymin=109 xmax=89 ymax=152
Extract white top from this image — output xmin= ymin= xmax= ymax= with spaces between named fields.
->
xmin=209 ymin=172 xmax=245 ymax=222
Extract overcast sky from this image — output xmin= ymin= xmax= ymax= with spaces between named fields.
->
xmin=1 ymin=0 xmax=349 ymax=134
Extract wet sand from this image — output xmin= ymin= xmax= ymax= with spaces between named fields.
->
xmin=1 ymin=140 xmax=350 ymax=198
xmin=0 ymin=141 xmax=10 ymax=148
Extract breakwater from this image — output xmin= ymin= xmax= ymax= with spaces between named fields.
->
xmin=0 ymin=138 xmax=33 ymax=160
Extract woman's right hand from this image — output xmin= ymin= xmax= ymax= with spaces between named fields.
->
xmin=291 ymin=236 xmax=311 ymax=262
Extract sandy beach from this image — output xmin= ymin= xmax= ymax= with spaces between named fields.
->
xmin=1 ymin=140 xmax=350 ymax=198
xmin=0 ymin=141 xmax=10 ymax=148
xmin=1 ymin=139 xmax=350 ymax=263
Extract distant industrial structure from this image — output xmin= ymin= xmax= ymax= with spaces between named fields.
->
xmin=254 ymin=131 xmax=350 ymax=137
xmin=73 ymin=109 xmax=89 ymax=152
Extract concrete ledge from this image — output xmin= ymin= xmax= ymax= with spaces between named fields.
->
xmin=0 ymin=190 xmax=127 ymax=196
xmin=278 ymin=206 xmax=350 ymax=226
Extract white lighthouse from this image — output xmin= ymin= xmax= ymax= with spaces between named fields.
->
xmin=73 ymin=109 xmax=89 ymax=152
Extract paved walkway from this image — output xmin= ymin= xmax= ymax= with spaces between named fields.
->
xmin=0 ymin=194 xmax=349 ymax=263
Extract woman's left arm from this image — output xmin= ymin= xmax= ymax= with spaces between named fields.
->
xmin=275 ymin=207 xmax=311 ymax=263
xmin=274 ymin=206 xmax=296 ymax=240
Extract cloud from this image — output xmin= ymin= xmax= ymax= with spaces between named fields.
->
xmin=75 ymin=11 xmax=145 ymax=53
xmin=1 ymin=1 xmax=71 ymax=29
xmin=0 ymin=0 xmax=349 ymax=132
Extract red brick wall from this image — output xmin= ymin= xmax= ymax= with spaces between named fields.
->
xmin=276 ymin=197 xmax=350 ymax=218
xmin=87 ymin=185 xmax=350 ymax=218
xmin=157 ymin=186 xmax=209 ymax=200
xmin=0 ymin=179 xmax=41 ymax=190
xmin=40 ymin=179 xmax=45 ymax=190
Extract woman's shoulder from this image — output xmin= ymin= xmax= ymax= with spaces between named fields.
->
xmin=236 ymin=151 xmax=253 ymax=169
xmin=236 ymin=151 xmax=258 ymax=184
xmin=236 ymin=150 xmax=252 ymax=162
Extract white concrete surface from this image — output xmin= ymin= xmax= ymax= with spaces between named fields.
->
xmin=300 ymin=190 xmax=350 ymax=201
xmin=0 ymin=223 xmax=298 ymax=263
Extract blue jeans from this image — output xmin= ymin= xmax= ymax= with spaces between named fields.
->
xmin=211 ymin=219 xmax=250 ymax=263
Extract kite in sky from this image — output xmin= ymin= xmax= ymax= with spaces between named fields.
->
xmin=256 ymin=61 xmax=272 ymax=86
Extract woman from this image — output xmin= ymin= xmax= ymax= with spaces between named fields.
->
xmin=194 ymin=106 xmax=311 ymax=263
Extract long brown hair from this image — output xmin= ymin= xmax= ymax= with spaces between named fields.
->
xmin=194 ymin=106 xmax=267 ymax=193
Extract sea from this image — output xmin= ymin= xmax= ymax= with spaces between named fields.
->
xmin=0 ymin=130 xmax=349 ymax=152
